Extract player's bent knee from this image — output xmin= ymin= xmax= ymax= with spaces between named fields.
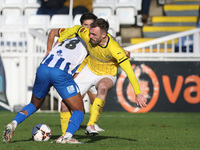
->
xmin=98 ymin=85 xmax=108 ymax=95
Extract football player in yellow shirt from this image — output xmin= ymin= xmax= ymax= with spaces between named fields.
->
xmin=48 ymin=13 xmax=132 ymax=139
xmin=47 ymin=13 xmax=106 ymax=137
xmin=56 ymin=18 xmax=147 ymax=136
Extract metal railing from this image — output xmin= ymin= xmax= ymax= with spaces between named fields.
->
xmin=1 ymin=28 xmax=200 ymax=111
xmin=0 ymin=29 xmax=61 ymax=112
xmin=124 ymin=28 xmax=200 ymax=60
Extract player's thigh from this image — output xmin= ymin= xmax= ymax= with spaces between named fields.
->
xmin=32 ymin=64 xmax=51 ymax=99
xmin=96 ymin=76 xmax=116 ymax=90
xmin=49 ymin=68 xmax=79 ymax=99
xmin=56 ymin=80 xmax=80 ymax=100
xmin=74 ymin=66 xmax=95 ymax=96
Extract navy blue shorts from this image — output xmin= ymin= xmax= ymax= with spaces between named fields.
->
xmin=33 ymin=64 xmax=79 ymax=99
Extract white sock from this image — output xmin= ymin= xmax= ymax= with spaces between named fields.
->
xmin=63 ymin=132 xmax=72 ymax=139
xmin=11 ymin=120 xmax=17 ymax=129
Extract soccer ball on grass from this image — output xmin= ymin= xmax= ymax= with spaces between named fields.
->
xmin=32 ymin=124 xmax=51 ymax=141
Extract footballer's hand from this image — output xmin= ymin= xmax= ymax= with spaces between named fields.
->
xmin=136 ymin=93 xmax=147 ymax=108
xmin=125 ymin=51 xmax=130 ymax=58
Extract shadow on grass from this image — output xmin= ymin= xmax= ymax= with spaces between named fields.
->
xmin=78 ymin=125 xmax=137 ymax=143
xmin=79 ymin=135 xmax=137 ymax=143
xmin=10 ymin=138 xmax=33 ymax=143
xmin=50 ymin=125 xmax=137 ymax=143
xmin=51 ymin=135 xmax=137 ymax=143
xmin=10 ymin=135 xmax=136 ymax=144
xmin=10 ymin=125 xmax=137 ymax=143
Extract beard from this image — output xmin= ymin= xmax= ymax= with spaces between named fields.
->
xmin=90 ymin=38 xmax=102 ymax=45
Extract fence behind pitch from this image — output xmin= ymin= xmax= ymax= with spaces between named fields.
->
xmin=0 ymin=28 xmax=200 ymax=112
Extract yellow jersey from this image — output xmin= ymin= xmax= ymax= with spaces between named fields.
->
xmin=58 ymin=25 xmax=141 ymax=94
xmin=58 ymin=25 xmax=127 ymax=76
xmin=59 ymin=28 xmax=76 ymax=39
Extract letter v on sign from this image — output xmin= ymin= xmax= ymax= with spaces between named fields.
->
xmin=162 ymin=75 xmax=184 ymax=103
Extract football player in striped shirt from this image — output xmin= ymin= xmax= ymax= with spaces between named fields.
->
xmin=3 ymin=36 xmax=88 ymax=144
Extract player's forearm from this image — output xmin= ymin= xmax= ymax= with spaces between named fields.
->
xmin=46 ymin=29 xmax=59 ymax=56
xmin=119 ymin=60 xmax=141 ymax=95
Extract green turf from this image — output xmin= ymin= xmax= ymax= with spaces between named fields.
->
xmin=0 ymin=111 xmax=200 ymax=150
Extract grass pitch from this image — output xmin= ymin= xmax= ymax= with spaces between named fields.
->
xmin=1 ymin=111 xmax=200 ymax=150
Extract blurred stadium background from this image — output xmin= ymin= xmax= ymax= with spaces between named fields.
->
xmin=0 ymin=0 xmax=200 ymax=113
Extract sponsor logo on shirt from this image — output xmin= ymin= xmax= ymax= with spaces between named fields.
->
xmin=57 ymin=50 xmax=62 ymax=56
xmin=90 ymin=55 xmax=110 ymax=63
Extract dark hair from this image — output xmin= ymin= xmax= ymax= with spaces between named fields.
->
xmin=90 ymin=18 xmax=109 ymax=33
xmin=80 ymin=12 xmax=98 ymax=24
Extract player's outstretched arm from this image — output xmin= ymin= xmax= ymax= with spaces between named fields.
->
xmin=119 ymin=59 xmax=147 ymax=108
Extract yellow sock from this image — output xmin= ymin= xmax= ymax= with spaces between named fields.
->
xmin=60 ymin=111 xmax=71 ymax=136
xmin=89 ymin=104 xmax=93 ymax=116
xmin=87 ymin=98 xmax=105 ymax=127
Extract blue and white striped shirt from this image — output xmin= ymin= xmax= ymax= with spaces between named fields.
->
xmin=42 ymin=37 xmax=88 ymax=75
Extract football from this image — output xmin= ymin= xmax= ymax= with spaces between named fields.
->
xmin=32 ymin=124 xmax=51 ymax=141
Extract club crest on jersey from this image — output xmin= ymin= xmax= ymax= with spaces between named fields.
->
xmin=60 ymin=28 xmax=65 ymax=33
xmin=106 ymin=55 xmax=111 ymax=59
xmin=80 ymin=28 xmax=85 ymax=32
xmin=57 ymin=50 xmax=62 ymax=56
